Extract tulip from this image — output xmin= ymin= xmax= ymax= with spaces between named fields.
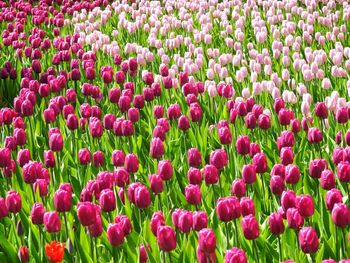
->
xmin=236 ymin=136 xmax=250 ymax=156
xmin=150 ymin=138 xmax=164 ymax=159
xmin=185 ymin=184 xmax=201 ymax=205
xmin=54 ymin=189 xmax=72 ymax=212
xmin=99 ymin=189 xmax=116 ymax=212
xmin=31 ymin=203 xmax=45 ymax=225
xmin=158 ymin=160 xmax=173 ymax=181
xmin=112 ymin=150 xmax=125 ymax=167
xmin=193 ymin=211 xmax=208 ymax=231
xmin=33 ymin=179 xmax=48 ymax=198
xmin=157 ymin=226 xmax=176 ymax=252
xmin=203 ymin=165 xmax=219 ymax=185
xmin=178 ymin=210 xmax=193 ymax=233
xmin=296 ymin=194 xmax=314 ymax=218
xmin=269 ymin=212 xmax=284 ymax=236
xmin=134 ymin=185 xmax=151 ymax=209
xmin=198 ymin=228 xmax=216 ymax=253
xmin=242 ymin=164 xmax=256 ymax=184
xmin=320 ymin=170 xmax=336 ymax=190
xmin=281 ymin=190 xmax=296 ymax=211
xmin=125 ymin=153 xmax=139 ymax=173
xmin=196 ymin=247 xmax=216 ymax=263
xmin=140 ymin=244 xmax=150 ymax=263
xmin=225 ymin=247 xmax=247 ymax=263
xmin=298 ymin=227 xmax=319 ymax=254
xmin=309 ymin=159 xmax=327 ymax=179
xmin=78 ymin=148 xmax=90 ymax=165
xmin=43 ymin=211 xmax=61 ymax=233
xmin=114 ymin=215 xmax=132 ymax=236
xmin=285 ymin=164 xmax=300 ymax=184
xmin=107 ymin=223 xmax=124 ymax=246
xmin=0 ymin=148 xmax=11 ymax=168
xmin=149 ymin=174 xmax=164 ymax=194
xmin=231 ymin=179 xmax=246 ymax=198
xmin=240 ymin=197 xmax=255 ymax=216
xmin=286 ymin=208 xmax=304 ymax=230
xmin=187 ymin=148 xmax=202 ymax=167
xmin=18 ymin=245 xmax=29 ymax=263
xmin=187 ymin=167 xmax=202 ymax=185
xmin=49 ymin=133 xmax=63 ymax=152
xmin=241 ymin=215 xmax=259 ymax=240
xmin=45 ymin=241 xmax=64 ymax=263
xmin=6 ymin=190 xmax=21 ymax=213
xmin=0 ymin=198 xmax=9 ymax=219
xmin=332 ymin=203 xmax=350 ymax=228
xmin=210 ymin=149 xmax=228 ymax=170
xmin=150 ymin=211 xmax=165 ymax=236
xmin=307 ymin=127 xmax=323 ymax=144
xmin=337 ymin=162 xmax=350 ymax=182
xmin=77 ymin=202 xmax=97 ymax=226
xmin=88 ymin=213 xmax=103 ymax=238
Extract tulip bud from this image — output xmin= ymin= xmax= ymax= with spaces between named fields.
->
xmin=209 ymin=149 xmax=228 ymax=170
xmin=285 ymin=164 xmax=300 ymax=185
xmin=49 ymin=133 xmax=63 ymax=152
xmin=280 ymin=147 xmax=294 ymax=165
xmin=270 ymin=176 xmax=285 ymax=196
xmin=281 ymin=190 xmax=296 ymax=211
xmin=298 ymin=227 xmax=319 ymax=254
xmin=185 ymin=184 xmax=201 ymax=205
xmin=150 ymin=211 xmax=165 ymax=236
xmin=203 ymin=165 xmax=219 ymax=185
xmin=242 ymin=164 xmax=256 ymax=184
xmin=149 ymin=174 xmax=164 ymax=194
xmin=240 ymin=197 xmax=255 ymax=216
xmin=150 ymin=138 xmax=165 ymax=159
xmin=286 ymin=208 xmax=304 ymax=230
xmin=30 ymin=203 xmax=45 ymax=225
xmin=253 ymin=153 xmax=267 ymax=174
xmin=193 ymin=211 xmax=208 ymax=231
xmin=134 ymin=185 xmax=151 ymax=209
xmin=125 ymin=153 xmax=139 ymax=173
xmin=198 ymin=228 xmax=216 ymax=253
xmin=236 ymin=136 xmax=250 ymax=155
xmin=231 ymin=179 xmax=246 ymax=198
xmin=99 ymin=189 xmax=116 ymax=212
xmin=268 ymin=212 xmax=284 ymax=235
xmin=309 ymin=159 xmax=327 ymax=179
xmin=332 ymin=203 xmax=350 ymax=228
xmin=320 ymin=170 xmax=336 ymax=190
xmin=187 ymin=167 xmax=202 ymax=185
xmin=112 ymin=150 xmax=125 ymax=167
xmin=107 ymin=223 xmax=124 ymax=246
xmin=54 ymin=189 xmax=72 ymax=212
xmin=77 ymin=202 xmax=97 ymax=226
xmin=6 ymin=190 xmax=21 ymax=213
xmin=241 ymin=215 xmax=260 ymax=240
xmin=43 ymin=211 xmax=61 ymax=233
xmin=114 ymin=215 xmax=132 ymax=236
xmin=296 ymin=194 xmax=314 ymax=218
xmin=0 ymin=198 xmax=9 ymax=219
xmin=307 ymin=127 xmax=323 ymax=144
xmin=18 ymin=246 xmax=29 ymax=263
xmin=225 ymin=247 xmax=247 ymax=263
xmin=157 ymin=226 xmax=177 ymax=252
xmin=178 ymin=210 xmax=193 ymax=233
xmin=158 ymin=160 xmax=173 ymax=181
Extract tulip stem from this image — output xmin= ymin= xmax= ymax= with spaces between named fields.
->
xmin=224 ymin=222 xmax=229 ymax=248
xmin=342 ymin=228 xmax=347 ymax=258
xmin=253 ymin=240 xmax=260 ymax=263
xmin=168 ymin=252 xmax=172 ymax=263
xmin=233 ymin=219 xmax=238 ymax=246
xmin=278 ymin=236 xmax=282 ymax=262
xmin=31 ymin=186 xmax=36 ymax=202
xmin=63 ymin=212 xmax=69 ymax=241
xmin=90 ymin=234 xmax=94 ymax=261
xmin=219 ymin=177 xmax=224 ymax=197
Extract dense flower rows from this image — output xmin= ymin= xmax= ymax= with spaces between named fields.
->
xmin=1 ymin=0 xmax=350 ymax=262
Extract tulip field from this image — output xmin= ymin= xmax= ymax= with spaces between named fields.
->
xmin=2 ymin=0 xmax=350 ymax=262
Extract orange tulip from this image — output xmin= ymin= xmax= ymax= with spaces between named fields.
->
xmin=45 ymin=241 xmax=65 ymax=263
